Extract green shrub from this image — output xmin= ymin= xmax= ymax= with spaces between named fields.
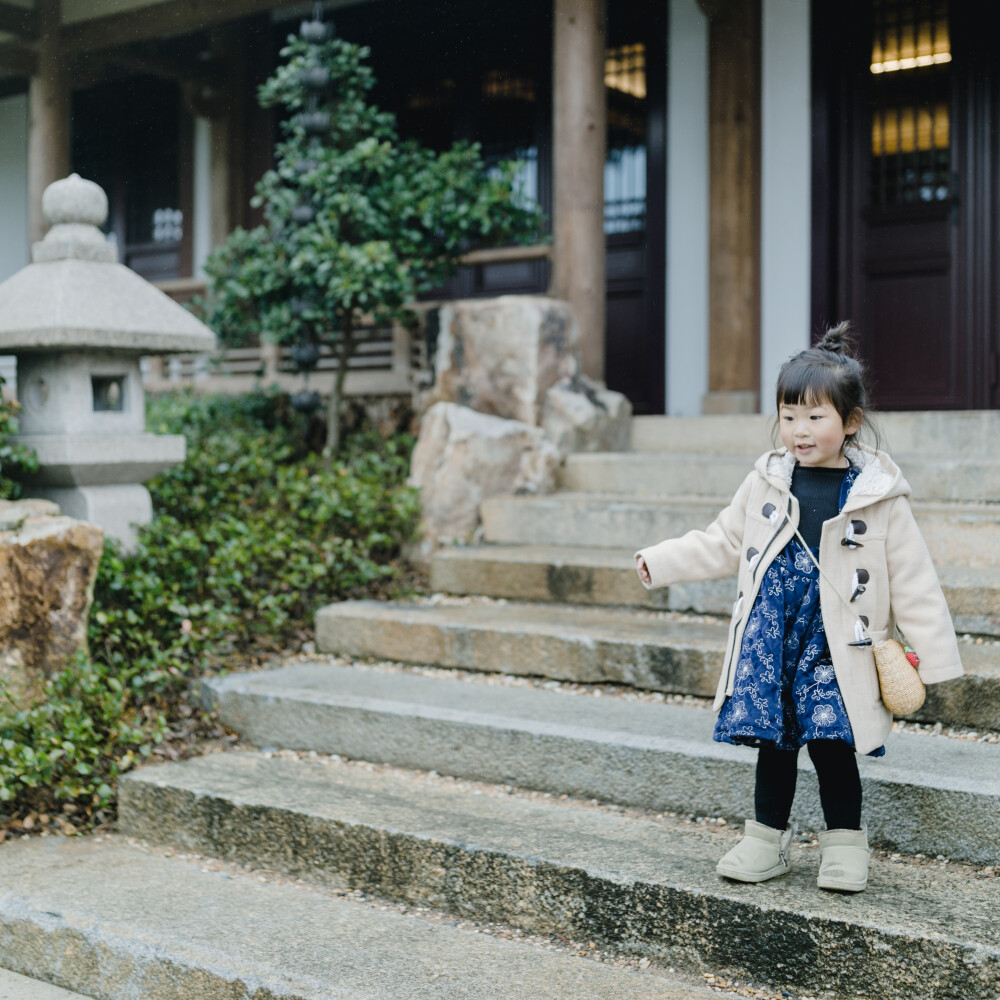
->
xmin=0 ymin=390 xmax=420 ymax=832
xmin=0 ymin=656 xmax=159 ymax=826
xmin=0 ymin=375 xmax=38 ymax=499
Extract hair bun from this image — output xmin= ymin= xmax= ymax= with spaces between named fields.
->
xmin=817 ymin=321 xmax=854 ymax=356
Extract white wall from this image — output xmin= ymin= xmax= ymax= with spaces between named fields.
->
xmin=760 ymin=0 xmax=811 ymax=412
xmin=665 ymin=0 xmax=710 ymax=415
xmin=0 ymin=93 xmax=29 ymax=284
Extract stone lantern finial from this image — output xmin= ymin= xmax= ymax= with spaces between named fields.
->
xmin=34 ymin=173 xmax=116 ymax=265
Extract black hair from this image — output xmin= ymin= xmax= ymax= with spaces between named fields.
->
xmin=773 ymin=321 xmax=880 ymax=452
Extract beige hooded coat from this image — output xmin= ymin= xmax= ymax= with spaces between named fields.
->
xmin=634 ymin=446 xmax=963 ymax=754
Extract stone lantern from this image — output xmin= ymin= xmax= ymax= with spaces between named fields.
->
xmin=0 ymin=174 xmax=216 ymax=549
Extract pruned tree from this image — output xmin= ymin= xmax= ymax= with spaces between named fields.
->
xmin=199 ymin=11 xmax=543 ymax=453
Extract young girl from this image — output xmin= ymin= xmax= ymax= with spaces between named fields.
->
xmin=634 ymin=324 xmax=963 ymax=892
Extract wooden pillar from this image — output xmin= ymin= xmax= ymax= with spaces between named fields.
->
xmin=552 ymin=0 xmax=607 ymax=382
xmin=28 ymin=0 xmax=70 ymax=246
xmin=703 ymin=0 xmax=761 ymax=414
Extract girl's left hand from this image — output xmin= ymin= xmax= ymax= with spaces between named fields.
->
xmin=636 ymin=556 xmax=651 ymax=585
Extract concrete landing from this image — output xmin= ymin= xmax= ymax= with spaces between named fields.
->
xmin=0 ymin=837 xmax=717 ymax=1000
xmin=201 ymin=662 xmax=1000 ymax=863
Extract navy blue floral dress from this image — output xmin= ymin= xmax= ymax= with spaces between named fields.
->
xmin=714 ymin=469 xmax=885 ymax=757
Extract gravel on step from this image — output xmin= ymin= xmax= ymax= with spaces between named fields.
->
xmin=117 ymin=829 xmax=838 ymax=1000
xmin=264 ymin=646 xmax=1000 ymax=744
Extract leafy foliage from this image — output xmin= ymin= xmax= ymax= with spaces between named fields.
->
xmin=0 ymin=391 xmax=420 ymax=834
xmin=197 ymin=27 xmax=543 ymax=450
xmin=0 ymin=376 xmax=38 ymax=500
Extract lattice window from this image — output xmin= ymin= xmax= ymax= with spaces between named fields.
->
xmin=869 ymin=0 xmax=952 ymax=207
xmin=604 ymin=42 xmax=646 ymax=233
xmin=605 ymin=43 xmax=646 ymax=99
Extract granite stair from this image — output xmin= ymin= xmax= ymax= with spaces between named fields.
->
xmin=113 ymin=746 xmax=999 ymax=1000
xmin=200 ymin=661 xmax=1000 ymax=864
xmin=0 ymin=835 xmax=715 ymax=1000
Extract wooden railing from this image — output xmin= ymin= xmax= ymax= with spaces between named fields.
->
xmin=148 ymin=243 xmax=551 ymax=397
xmin=142 ymin=323 xmax=422 ymax=398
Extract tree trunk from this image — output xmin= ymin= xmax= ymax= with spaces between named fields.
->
xmin=324 ymin=314 xmax=354 ymax=456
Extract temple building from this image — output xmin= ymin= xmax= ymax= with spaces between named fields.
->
xmin=1 ymin=0 xmax=995 ymax=414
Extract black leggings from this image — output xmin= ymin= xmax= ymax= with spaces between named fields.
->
xmin=754 ymin=739 xmax=862 ymax=831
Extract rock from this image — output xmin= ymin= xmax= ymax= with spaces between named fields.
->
xmin=423 ymin=296 xmax=579 ymax=426
xmin=0 ymin=498 xmax=61 ymax=532
xmin=408 ymin=402 xmax=559 ymax=560
xmin=0 ymin=502 xmax=104 ymax=706
xmin=541 ymin=374 xmax=632 ymax=457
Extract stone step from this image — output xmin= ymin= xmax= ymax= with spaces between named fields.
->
xmin=200 ymin=662 xmax=1000 ymax=863
xmin=560 ymin=451 xmax=1000 ymax=503
xmin=429 ymin=544 xmax=1000 ymax=636
xmin=316 ymin=598 xmax=731 ymax=698
xmin=120 ymin=751 xmax=1000 ymax=1000
xmin=480 ymin=492 xmax=1000 ymax=569
xmin=0 ymin=969 xmax=94 ymax=1000
xmin=630 ymin=411 xmax=1000 ymax=457
xmin=0 ymin=836 xmax=712 ymax=1000
xmin=314 ymin=598 xmax=1000 ymax=730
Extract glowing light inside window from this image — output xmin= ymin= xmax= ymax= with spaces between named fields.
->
xmin=871 ymin=102 xmax=949 ymax=155
xmin=871 ymin=17 xmax=950 ymax=73
xmin=605 ymin=44 xmax=646 ymax=99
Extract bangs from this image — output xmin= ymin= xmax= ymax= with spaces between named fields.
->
xmin=776 ymin=361 xmax=842 ymax=412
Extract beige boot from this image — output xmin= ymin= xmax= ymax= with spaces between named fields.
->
xmin=716 ymin=820 xmax=793 ymax=883
xmin=817 ymin=828 xmax=869 ymax=892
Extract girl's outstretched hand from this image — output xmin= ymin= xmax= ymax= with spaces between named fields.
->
xmin=636 ymin=556 xmax=651 ymax=586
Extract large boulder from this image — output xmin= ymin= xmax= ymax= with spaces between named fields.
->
xmin=541 ymin=374 xmax=632 ymax=457
xmin=408 ymin=402 xmax=559 ymax=560
xmin=0 ymin=500 xmax=104 ymax=707
xmin=424 ymin=296 xmax=579 ymax=425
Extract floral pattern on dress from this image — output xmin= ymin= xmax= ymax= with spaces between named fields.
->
xmin=714 ymin=536 xmax=885 ymax=757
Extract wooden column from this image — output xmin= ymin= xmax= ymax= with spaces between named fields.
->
xmin=28 ymin=0 xmax=70 ymax=245
xmin=552 ymin=0 xmax=607 ymax=382
xmin=702 ymin=0 xmax=761 ymax=414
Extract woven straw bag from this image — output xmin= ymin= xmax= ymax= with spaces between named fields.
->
xmin=873 ymin=638 xmax=926 ymax=715
xmin=792 ymin=527 xmax=926 ymax=715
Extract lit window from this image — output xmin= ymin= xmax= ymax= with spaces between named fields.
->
xmin=871 ymin=102 xmax=949 ymax=154
xmin=605 ymin=44 xmax=646 ymax=99
xmin=871 ymin=12 xmax=950 ymax=73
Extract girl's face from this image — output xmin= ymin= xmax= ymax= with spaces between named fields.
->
xmin=778 ymin=397 xmax=862 ymax=468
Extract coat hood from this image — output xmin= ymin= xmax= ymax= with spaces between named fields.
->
xmin=754 ymin=445 xmax=910 ymax=512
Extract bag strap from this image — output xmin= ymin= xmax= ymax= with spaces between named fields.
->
xmin=791 ymin=527 xmax=875 ymax=646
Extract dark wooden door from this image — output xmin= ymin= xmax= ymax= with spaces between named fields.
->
xmin=72 ymin=76 xmax=189 ymax=282
xmin=812 ymin=0 xmax=1000 ymax=409
xmin=603 ymin=7 xmax=667 ymax=414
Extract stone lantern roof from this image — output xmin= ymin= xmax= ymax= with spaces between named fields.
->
xmin=0 ymin=174 xmax=216 ymax=355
